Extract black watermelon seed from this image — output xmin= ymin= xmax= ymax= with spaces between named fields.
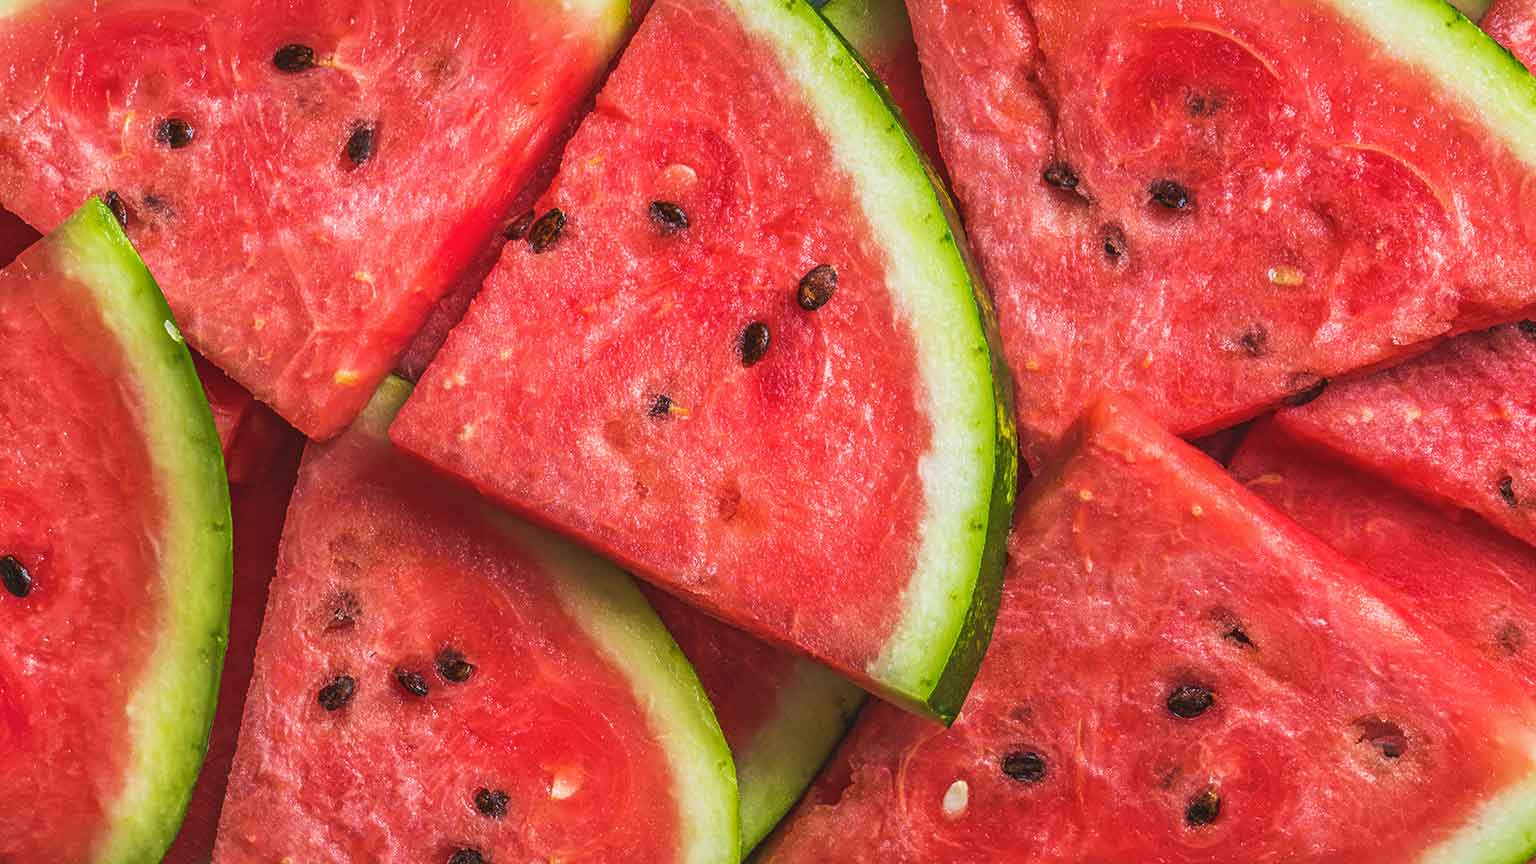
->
xmin=1149 ymin=179 xmax=1192 ymax=210
xmin=1000 ymin=750 xmax=1047 ymax=783
xmin=1166 ymin=684 xmax=1215 ymax=719
xmin=103 ymin=191 xmax=129 ymax=228
xmin=528 ymin=208 xmax=566 ymax=253
xmin=153 ymin=117 xmax=195 ymax=149
xmin=1357 ymin=718 xmax=1407 ymax=759
xmin=436 ymin=648 xmax=476 ymax=683
xmin=1102 ymin=224 xmax=1127 ymax=262
xmin=648 ymin=200 xmax=689 ymax=235
xmin=272 ymin=43 xmax=317 ymax=73
xmin=1185 ymin=788 xmax=1221 ymax=827
xmin=1520 ymin=320 xmax=1536 ymax=341
xmin=326 ymin=591 xmax=361 ymax=632
xmin=344 ymin=123 xmax=377 ymax=167
xmin=1 ymin=556 xmax=31 ymax=598
xmin=1224 ymin=625 xmax=1255 ymax=649
xmin=317 ymin=675 xmax=356 ymax=711
xmin=1042 ymin=161 xmax=1079 ymax=191
xmin=395 ymin=668 xmax=429 ymax=698
xmin=648 ymin=394 xmax=673 ymax=418
xmin=739 ymin=321 xmax=771 ymax=367
xmin=474 ymin=787 xmax=510 ymax=819
xmin=447 ymin=848 xmax=486 ymax=864
xmin=1500 ymin=474 xmax=1519 ymax=508
xmin=1282 ymin=375 xmax=1329 ymax=407
xmin=797 ymin=264 xmax=838 ymax=311
xmin=1238 ymin=326 xmax=1269 ymax=358
xmin=503 ymin=210 xmax=535 ymax=241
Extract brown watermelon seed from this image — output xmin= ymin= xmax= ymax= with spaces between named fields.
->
xmin=999 ymin=750 xmax=1047 ymax=784
xmin=1166 ymin=684 xmax=1215 ymax=719
xmin=1499 ymin=474 xmax=1519 ymax=508
xmin=1498 ymin=621 xmax=1525 ymax=656
xmin=272 ymin=43 xmax=317 ymax=73
xmin=1356 ymin=718 xmax=1407 ymax=759
xmin=395 ymin=668 xmax=430 ymax=698
xmin=1519 ymin=320 xmax=1536 ymax=341
xmin=1282 ymin=375 xmax=1328 ymax=407
xmin=528 ymin=208 xmax=566 ymax=253
xmin=447 ymin=848 xmax=486 ymax=864
xmin=1149 ymin=179 xmax=1192 ymax=210
xmin=103 ymin=191 xmax=130 ymax=228
xmin=1042 ymin=161 xmax=1079 ymax=191
xmin=317 ymin=675 xmax=356 ymax=711
xmin=326 ymin=591 xmax=361 ymax=631
xmin=153 ymin=118 xmax=195 ymax=149
xmin=1238 ymin=326 xmax=1269 ymax=358
xmin=503 ymin=210 xmax=535 ymax=241
xmin=648 ymin=394 xmax=674 ymax=418
xmin=344 ymin=123 xmax=377 ymax=167
xmin=436 ymin=647 xmax=476 ymax=683
xmin=1 ymin=556 xmax=31 ymax=598
xmin=1184 ymin=788 xmax=1221 ymax=827
xmin=1101 ymin=224 xmax=1127 ymax=262
xmin=797 ymin=264 xmax=838 ymax=311
xmin=739 ymin=321 xmax=771 ymax=367
xmin=474 ymin=788 xmax=510 ymax=819
xmin=648 ymin=200 xmax=689 ymax=235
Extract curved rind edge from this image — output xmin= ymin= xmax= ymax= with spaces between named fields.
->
xmin=53 ymin=199 xmax=234 ymax=864
xmin=1420 ymin=743 xmax=1536 ymax=862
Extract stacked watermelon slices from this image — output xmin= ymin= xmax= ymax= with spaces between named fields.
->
xmin=8 ymin=0 xmax=1536 ymax=861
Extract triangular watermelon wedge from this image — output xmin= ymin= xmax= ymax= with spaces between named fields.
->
xmin=1231 ymin=419 xmax=1536 ymax=689
xmin=0 ymin=199 xmax=231 ymax=862
xmin=391 ymin=0 xmax=1015 ymax=721
xmin=0 ymin=0 xmax=629 ymax=439
xmin=215 ymin=378 xmax=738 ymax=862
xmin=1274 ymin=322 xmax=1536 ymax=550
xmin=906 ymin=0 xmax=1536 ymax=469
xmin=763 ymin=398 xmax=1536 ymax=863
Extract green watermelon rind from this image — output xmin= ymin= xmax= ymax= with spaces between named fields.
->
xmin=50 ymin=200 xmax=233 ymax=863
xmin=370 ymin=376 xmax=740 ymax=864
xmin=735 ymin=661 xmax=865 ymax=852
xmin=727 ymin=0 xmax=1016 ymax=723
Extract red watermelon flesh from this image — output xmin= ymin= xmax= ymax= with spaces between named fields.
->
xmin=0 ymin=0 xmax=628 ymax=439
xmin=163 ymin=435 xmax=302 ymax=864
xmin=0 ymin=205 xmax=38 ymax=268
xmin=1486 ymin=0 xmax=1536 ymax=69
xmin=1275 ymin=322 xmax=1536 ymax=550
xmin=906 ymin=0 xmax=1536 ymax=470
xmin=763 ymin=398 xmax=1536 ymax=863
xmin=1231 ymin=419 xmax=1536 ymax=689
xmin=215 ymin=378 xmax=736 ymax=862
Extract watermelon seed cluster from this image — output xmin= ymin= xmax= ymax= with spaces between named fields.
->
xmin=1 ymin=555 xmax=31 ymax=598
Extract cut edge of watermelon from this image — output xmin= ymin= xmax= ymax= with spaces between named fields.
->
xmin=368 ymin=377 xmax=740 ymax=864
xmin=725 ymin=0 xmax=1016 ymax=722
xmin=736 ymin=661 xmax=865 ymax=852
xmin=1335 ymin=0 xmax=1536 ymax=154
xmin=1427 ymin=734 xmax=1536 ymax=861
xmin=52 ymin=199 xmax=232 ymax=862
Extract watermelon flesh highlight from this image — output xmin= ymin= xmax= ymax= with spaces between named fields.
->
xmin=764 ymin=398 xmax=1536 ymax=863
xmin=906 ymin=0 xmax=1536 ymax=470
xmin=216 ymin=378 xmax=734 ymax=862
xmin=1485 ymin=0 xmax=1536 ymax=67
xmin=393 ymin=0 xmax=1010 ymax=718
xmin=0 ymin=0 xmax=627 ymax=439
xmin=1231 ymin=419 xmax=1536 ymax=690
xmin=163 ymin=435 xmax=302 ymax=864
xmin=1274 ymin=322 xmax=1536 ymax=551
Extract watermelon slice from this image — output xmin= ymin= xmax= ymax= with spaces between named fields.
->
xmin=762 ymin=398 xmax=1536 ymax=863
xmin=164 ymin=436 xmax=302 ymax=864
xmin=1486 ymin=0 xmax=1536 ymax=66
xmin=0 ymin=0 xmax=628 ymax=439
xmin=0 ymin=204 xmax=38 ymax=268
xmin=1231 ymin=419 xmax=1536 ymax=688
xmin=642 ymin=586 xmax=864 ymax=852
xmin=906 ymin=0 xmax=1536 ymax=470
xmin=0 ymin=199 xmax=230 ymax=861
xmin=215 ymin=378 xmax=737 ymax=862
xmin=817 ymin=0 xmax=946 ymax=173
xmin=392 ymin=0 xmax=1015 ymax=723
xmin=1274 ymin=322 xmax=1536 ymax=550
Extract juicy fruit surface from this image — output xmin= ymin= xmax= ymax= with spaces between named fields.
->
xmin=1486 ymin=0 xmax=1536 ymax=68
xmin=394 ymin=0 xmax=1005 ymax=714
xmin=906 ymin=0 xmax=1536 ymax=469
xmin=1232 ymin=421 xmax=1536 ymax=689
xmin=163 ymin=437 xmax=301 ymax=863
xmin=1276 ymin=323 xmax=1536 ymax=549
xmin=217 ymin=384 xmax=704 ymax=863
xmin=0 ymin=0 xmax=624 ymax=438
xmin=765 ymin=399 xmax=1536 ymax=863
